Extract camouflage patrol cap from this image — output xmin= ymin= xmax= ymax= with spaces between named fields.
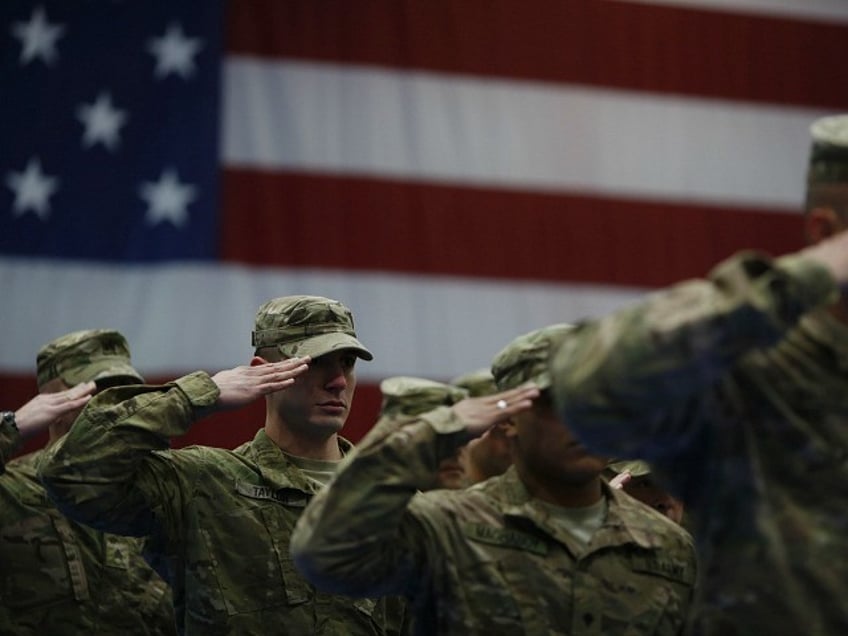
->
xmin=491 ymin=323 xmax=574 ymax=391
xmin=36 ymin=329 xmax=143 ymax=389
xmin=450 ymin=368 xmax=497 ymax=397
xmin=606 ymin=460 xmax=652 ymax=477
xmin=380 ymin=376 xmax=469 ymax=418
xmin=252 ymin=295 xmax=373 ymax=361
xmin=808 ymin=114 xmax=848 ymax=185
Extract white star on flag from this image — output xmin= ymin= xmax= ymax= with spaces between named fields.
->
xmin=5 ymin=157 xmax=60 ymax=220
xmin=139 ymin=168 xmax=197 ymax=227
xmin=147 ymin=22 xmax=203 ymax=79
xmin=10 ymin=5 xmax=65 ymax=66
xmin=76 ymin=92 xmax=128 ymax=151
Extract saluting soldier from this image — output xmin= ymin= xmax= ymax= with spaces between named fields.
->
xmin=548 ymin=114 xmax=848 ymax=635
xmin=1 ymin=330 xmax=175 ymax=635
xmin=39 ymin=296 xmax=406 ymax=635
xmin=292 ymin=324 xmax=697 ymax=635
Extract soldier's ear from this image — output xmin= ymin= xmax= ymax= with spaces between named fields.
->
xmin=805 ymin=207 xmax=842 ymax=243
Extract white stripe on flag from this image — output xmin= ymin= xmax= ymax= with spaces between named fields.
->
xmin=613 ymin=0 xmax=848 ymax=24
xmin=223 ymin=58 xmax=830 ymax=211
xmin=0 ymin=258 xmax=646 ymax=381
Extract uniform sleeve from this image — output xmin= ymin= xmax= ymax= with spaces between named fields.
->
xmin=0 ymin=419 xmax=21 ymax=474
xmin=37 ymin=371 xmax=219 ymax=540
xmin=290 ymin=407 xmax=469 ymax=598
xmin=550 ymin=252 xmax=838 ymax=462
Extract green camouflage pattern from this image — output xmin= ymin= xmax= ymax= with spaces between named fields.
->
xmin=491 ymin=323 xmax=574 ymax=391
xmin=380 ymin=376 xmax=468 ymax=418
xmin=0 ymin=418 xmax=21 ymax=474
xmin=39 ymin=371 xmax=403 ymax=636
xmin=1 ymin=449 xmax=175 ymax=635
xmin=36 ymin=329 xmax=143 ymax=389
xmin=549 ymin=251 xmax=848 ymax=635
xmin=450 ymin=368 xmax=497 ymax=397
xmin=252 ymin=295 xmax=373 ymax=360
xmin=292 ymin=407 xmax=697 ymax=635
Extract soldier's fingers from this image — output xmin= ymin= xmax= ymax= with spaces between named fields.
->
xmin=488 ymin=385 xmax=539 ymax=413
xmin=255 ymin=357 xmax=310 ymax=376
xmin=500 ymin=384 xmax=540 ymax=402
xmin=67 ymin=381 xmax=97 ymax=399
xmin=609 ymin=472 xmax=631 ymax=489
xmin=62 ymin=394 xmax=93 ymax=411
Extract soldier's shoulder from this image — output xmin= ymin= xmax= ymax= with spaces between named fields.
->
xmin=615 ymin=491 xmax=694 ymax=549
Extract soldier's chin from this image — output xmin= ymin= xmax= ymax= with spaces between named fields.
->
xmin=309 ymin=417 xmax=346 ymax=435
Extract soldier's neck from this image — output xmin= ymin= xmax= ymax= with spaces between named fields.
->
xmin=518 ymin=466 xmax=603 ymax=508
xmin=264 ymin=421 xmax=343 ymax=460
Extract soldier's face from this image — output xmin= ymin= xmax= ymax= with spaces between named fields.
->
xmin=621 ymin=476 xmax=685 ymax=525
xmin=272 ymin=349 xmax=357 ymax=436
xmin=513 ymin=398 xmax=607 ymax=486
xmin=462 ymin=424 xmax=513 ymax=484
xmin=436 ymin=449 xmax=467 ymax=490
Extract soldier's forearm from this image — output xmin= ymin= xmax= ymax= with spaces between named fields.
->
xmin=551 ymin=251 xmax=837 ymax=456
xmin=292 ymin=414 xmax=462 ymax=596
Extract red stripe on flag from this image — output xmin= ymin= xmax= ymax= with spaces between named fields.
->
xmin=227 ymin=0 xmax=848 ymax=110
xmin=221 ymin=169 xmax=805 ymax=288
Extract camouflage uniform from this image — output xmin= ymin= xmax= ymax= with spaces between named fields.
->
xmin=380 ymin=376 xmax=468 ymax=418
xmin=292 ymin=326 xmax=697 ymax=635
xmin=0 ymin=416 xmax=21 ymax=473
xmin=2 ymin=450 xmax=175 ymax=635
xmin=549 ymin=250 xmax=848 ymax=634
xmin=0 ymin=330 xmax=176 ymax=635
xmin=450 ymin=368 xmax=497 ymax=397
xmin=40 ymin=297 xmax=403 ymax=636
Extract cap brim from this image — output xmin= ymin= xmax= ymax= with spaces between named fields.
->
xmin=62 ymin=357 xmax=144 ymax=386
xmin=606 ymin=460 xmax=651 ymax=477
xmin=278 ymin=332 xmax=373 ymax=361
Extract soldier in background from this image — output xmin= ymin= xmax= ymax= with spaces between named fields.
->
xmin=0 ymin=330 xmax=175 ymax=635
xmin=549 ymin=114 xmax=848 ymax=635
xmin=39 ymin=296 xmax=404 ymax=635
xmin=379 ymin=376 xmax=470 ymax=490
xmin=291 ymin=324 xmax=696 ymax=635
xmin=604 ymin=460 xmax=685 ymax=526
xmin=452 ymin=368 xmax=513 ymax=484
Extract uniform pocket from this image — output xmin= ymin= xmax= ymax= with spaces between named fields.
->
xmin=0 ymin=512 xmax=89 ymax=608
xmin=194 ymin=503 xmax=309 ymax=616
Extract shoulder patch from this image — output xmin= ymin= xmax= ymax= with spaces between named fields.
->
xmin=629 ymin=553 xmax=696 ymax=585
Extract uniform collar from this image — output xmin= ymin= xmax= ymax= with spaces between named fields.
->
xmin=496 ymin=468 xmax=670 ymax=553
xmin=240 ymin=428 xmax=353 ymax=493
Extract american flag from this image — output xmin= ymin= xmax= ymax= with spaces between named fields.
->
xmin=3 ymin=0 xmax=848 ymax=451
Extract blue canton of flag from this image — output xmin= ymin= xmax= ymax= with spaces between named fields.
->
xmin=1 ymin=1 xmax=224 ymax=261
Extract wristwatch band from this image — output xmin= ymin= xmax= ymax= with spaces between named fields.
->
xmin=0 ymin=411 xmax=17 ymax=431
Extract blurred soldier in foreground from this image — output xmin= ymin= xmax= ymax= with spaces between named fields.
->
xmin=549 ymin=114 xmax=848 ymax=635
xmin=39 ymin=296 xmax=404 ymax=635
xmin=291 ymin=324 xmax=696 ymax=635
xmin=0 ymin=330 xmax=175 ymax=635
